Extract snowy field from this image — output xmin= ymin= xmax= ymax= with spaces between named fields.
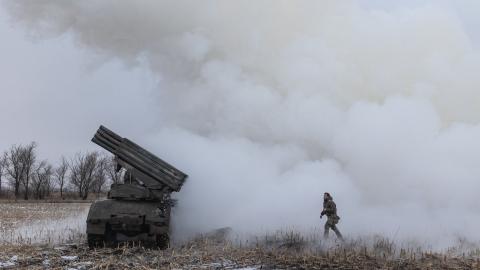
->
xmin=0 ymin=202 xmax=90 ymax=245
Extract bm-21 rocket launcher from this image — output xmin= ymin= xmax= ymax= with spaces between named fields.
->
xmin=86 ymin=125 xmax=188 ymax=248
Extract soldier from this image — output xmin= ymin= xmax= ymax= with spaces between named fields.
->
xmin=320 ymin=192 xmax=343 ymax=240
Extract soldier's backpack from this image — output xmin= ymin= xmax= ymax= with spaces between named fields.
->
xmin=334 ymin=215 xmax=340 ymax=224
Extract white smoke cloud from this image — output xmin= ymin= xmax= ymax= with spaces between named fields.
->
xmin=4 ymin=0 xmax=480 ymax=246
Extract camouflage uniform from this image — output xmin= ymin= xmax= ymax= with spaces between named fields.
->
xmin=321 ymin=196 xmax=343 ymax=240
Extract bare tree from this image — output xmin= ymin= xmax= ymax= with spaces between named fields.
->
xmin=54 ymin=156 xmax=68 ymax=199
xmin=20 ymin=142 xmax=37 ymax=200
xmin=31 ymin=160 xmax=53 ymax=200
xmin=5 ymin=145 xmax=25 ymax=199
xmin=105 ymin=156 xmax=122 ymax=185
xmin=0 ymin=154 xmax=6 ymax=196
xmin=91 ymin=155 xmax=109 ymax=198
xmin=69 ymin=152 xmax=101 ymax=200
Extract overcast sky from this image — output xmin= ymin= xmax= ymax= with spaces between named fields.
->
xmin=0 ymin=5 xmax=162 ymax=163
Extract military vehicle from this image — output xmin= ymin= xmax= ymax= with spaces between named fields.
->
xmin=86 ymin=125 xmax=188 ymax=249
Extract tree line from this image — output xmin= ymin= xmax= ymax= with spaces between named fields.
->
xmin=0 ymin=142 xmax=121 ymax=200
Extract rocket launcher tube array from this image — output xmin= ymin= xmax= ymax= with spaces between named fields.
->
xmin=92 ymin=125 xmax=188 ymax=192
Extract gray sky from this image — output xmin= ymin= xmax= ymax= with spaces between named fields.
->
xmin=0 ymin=6 xmax=160 ymax=163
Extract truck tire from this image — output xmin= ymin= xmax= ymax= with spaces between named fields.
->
xmin=87 ymin=234 xmax=105 ymax=249
xmin=156 ymin=234 xmax=169 ymax=249
xmin=105 ymin=224 xmax=118 ymax=248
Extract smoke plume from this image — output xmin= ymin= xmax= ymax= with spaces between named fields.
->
xmin=4 ymin=0 xmax=480 ymax=247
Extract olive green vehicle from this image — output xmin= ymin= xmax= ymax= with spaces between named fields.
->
xmin=86 ymin=126 xmax=188 ymax=249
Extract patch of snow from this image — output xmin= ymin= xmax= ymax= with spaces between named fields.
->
xmin=0 ymin=256 xmax=18 ymax=268
xmin=0 ymin=261 xmax=15 ymax=268
xmin=72 ymin=261 xmax=93 ymax=270
xmin=73 ymin=261 xmax=93 ymax=266
xmin=61 ymin=255 xmax=78 ymax=261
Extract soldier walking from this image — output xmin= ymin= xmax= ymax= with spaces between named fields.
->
xmin=320 ymin=192 xmax=343 ymax=240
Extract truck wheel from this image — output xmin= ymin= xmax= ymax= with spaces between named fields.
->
xmin=156 ymin=234 xmax=169 ymax=249
xmin=105 ymin=224 xmax=118 ymax=248
xmin=87 ymin=234 xmax=104 ymax=249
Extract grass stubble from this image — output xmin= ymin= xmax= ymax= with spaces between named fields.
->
xmin=1 ymin=203 xmax=480 ymax=269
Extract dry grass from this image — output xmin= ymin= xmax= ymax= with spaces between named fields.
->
xmin=1 ymin=202 xmax=480 ymax=269
xmin=1 ymin=236 xmax=480 ymax=269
